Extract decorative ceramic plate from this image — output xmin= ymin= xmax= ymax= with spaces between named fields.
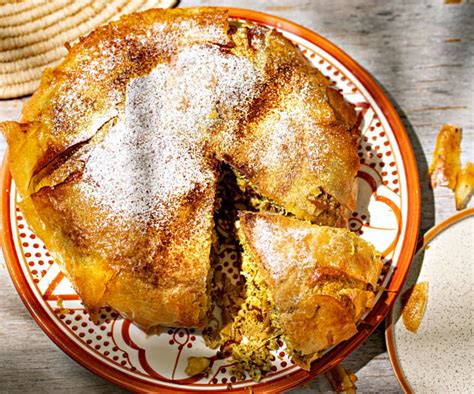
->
xmin=0 ymin=8 xmax=420 ymax=393
xmin=386 ymin=208 xmax=474 ymax=393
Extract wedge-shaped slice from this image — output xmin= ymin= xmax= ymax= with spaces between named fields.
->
xmin=238 ymin=211 xmax=383 ymax=369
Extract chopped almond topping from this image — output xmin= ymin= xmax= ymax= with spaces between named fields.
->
xmin=429 ymin=124 xmax=461 ymax=189
xmin=401 ymin=281 xmax=429 ymax=333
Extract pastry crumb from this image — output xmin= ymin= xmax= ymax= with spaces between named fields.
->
xmin=185 ymin=357 xmax=211 ymax=377
xmin=401 ymin=281 xmax=429 ymax=334
xmin=454 ymin=162 xmax=474 ymax=210
xmin=428 ymin=124 xmax=461 ymax=190
xmin=326 ymin=365 xmax=357 ymax=393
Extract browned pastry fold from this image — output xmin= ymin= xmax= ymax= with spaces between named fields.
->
xmin=1 ymin=8 xmax=360 ymax=329
xmin=238 ymin=211 xmax=383 ymax=368
xmin=20 ymin=171 xmax=218 ymax=327
xmin=215 ymin=24 xmax=359 ymax=227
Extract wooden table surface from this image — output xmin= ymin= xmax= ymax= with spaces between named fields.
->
xmin=0 ymin=0 xmax=472 ymax=392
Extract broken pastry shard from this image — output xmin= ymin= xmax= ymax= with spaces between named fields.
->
xmin=185 ymin=357 xmax=211 ymax=377
xmin=326 ymin=365 xmax=358 ymax=394
xmin=237 ymin=211 xmax=383 ymax=369
xmin=429 ymin=124 xmax=462 ymax=190
xmin=401 ymin=281 xmax=429 ymax=334
xmin=454 ymin=162 xmax=474 ymax=210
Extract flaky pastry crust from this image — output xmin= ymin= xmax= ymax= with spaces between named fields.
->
xmin=2 ymin=8 xmax=360 ymax=329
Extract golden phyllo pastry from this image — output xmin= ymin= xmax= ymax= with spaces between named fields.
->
xmin=237 ymin=211 xmax=383 ymax=370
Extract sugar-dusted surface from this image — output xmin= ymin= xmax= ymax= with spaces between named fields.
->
xmin=250 ymin=215 xmax=317 ymax=281
xmin=0 ymin=1 xmax=473 ymax=393
xmin=243 ymin=213 xmax=381 ymax=289
xmin=23 ymin=37 xmax=269 ymax=330
xmin=80 ymin=44 xmax=260 ymax=226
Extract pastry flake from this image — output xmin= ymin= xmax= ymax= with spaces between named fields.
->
xmin=326 ymin=365 xmax=358 ymax=394
xmin=401 ymin=281 xmax=429 ymax=334
xmin=454 ymin=162 xmax=474 ymax=210
xmin=429 ymin=124 xmax=462 ymax=190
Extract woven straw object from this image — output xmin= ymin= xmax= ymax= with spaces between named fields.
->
xmin=0 ymin=0 xmax=178 ymax=98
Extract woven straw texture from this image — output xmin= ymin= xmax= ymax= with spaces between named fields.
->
xmin=0 ymin=0 xmax=178 ymax=99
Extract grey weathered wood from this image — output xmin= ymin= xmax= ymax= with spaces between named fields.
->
xmin=0 ymin=0 xmax=472 ymax=392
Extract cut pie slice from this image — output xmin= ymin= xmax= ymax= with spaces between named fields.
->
xmin=237 ymin=211 xmax=383 ymax=369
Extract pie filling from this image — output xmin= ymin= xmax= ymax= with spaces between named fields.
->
xmin=219 ymin=241 xmax=283 ymax=381
xmin=197 ymin=166 xmax=321 ymax=380
xmin=197 ymin=166 xmax=274 ymax=380
xmin=192 ymin=166 xmax=380 ymax=380
xmin=234 ymin=170 xmax=291 ymax=217
xmin=233 ymin=168 xmax=348 ymax=227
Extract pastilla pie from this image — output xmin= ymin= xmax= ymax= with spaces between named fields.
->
xmin=1 ymin=7 xmax=381 ymax=374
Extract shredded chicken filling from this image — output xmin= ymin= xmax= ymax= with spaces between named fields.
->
xmin=234 ymin=170 xmax=346 ymax=227
xmin=200 ymin=166 xmax=283 ymax=380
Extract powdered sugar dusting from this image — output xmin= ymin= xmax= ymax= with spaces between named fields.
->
xmin=250 ymin=216 xmax=314 ymax=281
xmin=247 ymin=110 xmax=302 ymax=168
xmin=246 ymin=84 xmax=326 ymax=172
xmin=79 ymin=44 xmax=261 ymax=227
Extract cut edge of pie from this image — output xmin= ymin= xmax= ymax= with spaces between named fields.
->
xmin=233 ymin=211 xmax=383 ymax=371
